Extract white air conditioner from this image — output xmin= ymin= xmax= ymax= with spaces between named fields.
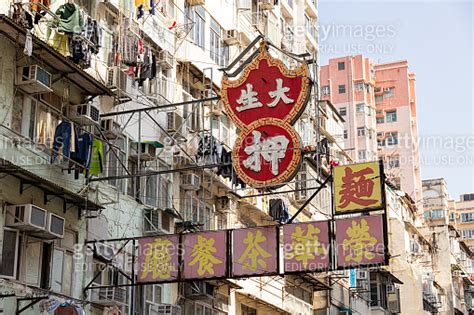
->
xmin=6 ymin=204 xmax=47 ymax=232
xmin=356 ymin=270 xmax=368 ymax=279
xmin=130 ymin=142 xmax=157 ymax=161
xmin=144 ymin=208 xmax=167 ymax=234
xmin=259 ymin=0 xmax=274 ymax=10
xmin=94 ymin=243 xmax=116 ymax=261
xmin=106 ymin=67 xmax=132 ymax=92
xmin=185 ymin=281 xmax=215 ymax=299
xmin=158 ymin=50 xmax=174 ymax=70
xmin=224 ymin=29 xmax=240 ymax=45
xmin=216 ymin=197 xmax=235 ymax=213
xmin=186 ymin=0 xmax=205 ymax=6
xmin=91 ymin=287 xmax=128 ymax=305
xmin=31 ymin=212 xmax=65 ymax=239
xmin=181 ymin=174 xmax=201 ymax=190
xmin=70 ymin=103 xmax=100 ymax=125
xmin=387 ymin=284 xmax=396 ymax=294
xmin=16 ymin=65 xmax=53 ymax=94
xmin=149 ymin=304 xmax=181 ymax=315
xmin=167 ymin=112 xmax=184 ymax=136
xmin=101 ymin=118 xmax=122 ymax=139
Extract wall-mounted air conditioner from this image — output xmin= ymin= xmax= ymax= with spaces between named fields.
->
xmin=167 ymin=112 xmax=184 ymax=138
xmin=90 ymin=287 xmax=128 ymax=305
xmin=158 ymin=50 xmax=174 ymax=70
xmin=16 ymin=65 xmax=53 ymax=94
xmin=185 ymin=281 xmax=215 ymax=299
xmin=224 ymin=29 xmax=240 ymax=45
xmin=173 ymin=155 xmax=193 ymax=168
xmin=209 ymin=101 xmax=223 ymax=116
xmin=32 ymin=212 xmax=65 ymax=239
xmin=6 ymin=204 xmax=47 ymax=232
xmin=384 ymin=88 xmax=392 ymax=93
xmin=101 ymin=118 xmax=122 ymax=139
xmin=215 ymin=197 xmax=235 ymax=213
xmin=180 ymin=174 xmax=201 ymax=190
xmin=70 ymin=103 xmax=100 ymax=125
xmin=149 ymin=304 xmax=181 ymax=315
xmin=106 ymin=67 xmax=130 ymax=90
xmin=130 ymin=142 xmax=157 ymax=161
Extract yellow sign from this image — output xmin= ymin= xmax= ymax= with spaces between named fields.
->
xmin=334 ymin=161 xmax=383 ymax=213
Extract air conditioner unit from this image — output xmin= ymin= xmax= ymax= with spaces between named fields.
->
xmin=106 ymin=67 xmax=130 ymax=90
xmin=186 ymin=0 xmax=205 ymax=6
xmin=216 ymin=197 xmax=235 ymax=213
xmin=149 ymin=304 xmax=181 ymax=315
xmin=91 ymin=287 xmax=128 ymax=305
xmin=185 ymin=281 xmax=215 ymax=299
xmin=224 ymin=29 xmax=240 ymax=45
xmin=167 ymin=112 xmax=184 ymax=136
xmin=173 ymin=155 xmax=193 ymax=168
xmin=130 ymin=142 xmax=157 ymax=161
xmin=5 ymin=204 xmax=47 ymax=232
xmin=94 ymin=243 xmax=116 ymax=261
xmin=356 ymin=270 xmax=368 ymax=279
xmin=32 ymin=212 xmax=65 ymax=239
xmin=158 ymin=50 xmax=174 ymax=70
xmin=384 ymin=88 xmax=392 ymax=93
xmin=101 ymin=118 xmax=122 ymax=139
xmin=144 ymin=208 xmax=166 ymax=235
xmin=181 ymin=174 xmax=201 ymax=190
xmin=70 ymin=103 xmax=100 ymax=125
xmin=259 ymin=0 xmax=274 ymax=10
xmin=16 ymin=65 xmax=53 ymax=94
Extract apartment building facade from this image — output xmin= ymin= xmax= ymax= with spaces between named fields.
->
xmin=451 ymin=193 xmax=474 ymax=250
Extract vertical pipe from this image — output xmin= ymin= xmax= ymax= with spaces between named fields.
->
xmin=130 ymin=239 xmax=136 ymax=315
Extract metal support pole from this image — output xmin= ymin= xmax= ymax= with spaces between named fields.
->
xmin=130 ymin=239 xmax=136 ymax=315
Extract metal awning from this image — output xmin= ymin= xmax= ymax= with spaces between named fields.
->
xmin=236 ymin=292 xmax=291 ymax=314
xmin=0 ymin=15 xmax=114 ymax=97
xmin=369 ymin=268 xmax=404 ymax=285
xmin=286 ymin=274 xmax=331 ymax=292
xmin=0 ymin=158 xmax=103 ymax=211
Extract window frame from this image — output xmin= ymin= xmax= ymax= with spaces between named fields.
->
xmin=338 ymin=84 xmax=346 ymax=94
xmin=386 ymin=110 xmax=397 ymax=123
xmin=337 ymin=61 xmax=345 ymax=71
xmin=0 ymin=228 xmax=20 ymax=279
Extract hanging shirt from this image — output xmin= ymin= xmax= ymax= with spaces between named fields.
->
xmin=71 ymin=133 xmax=93 ymax=168
xmin=52 ymin=121 xmax=76 ymax=162
xmin=55 ymin=3 xmax=84 ymax=34
xmin=89 ymin=138 xmax=104 ymax=175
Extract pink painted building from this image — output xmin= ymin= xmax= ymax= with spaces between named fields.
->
xmin=374 ymin=61 xmax=422 ymax=206
xmin=319 ymin=55 xmax=378 ymax=163
xmin=320 ymin=56 xmax=422 ymax=205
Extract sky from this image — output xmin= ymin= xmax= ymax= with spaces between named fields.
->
xmin=318 ymin=0 xmax=474 ymax=200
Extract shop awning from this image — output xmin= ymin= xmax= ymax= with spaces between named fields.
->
xmin=0 ymin=158 xmax=104 ymax=212
xmin=369 ymin=268 xmax=404 ymax=285
xmin=286 ymin=274 xmax=331 ymax=291
xmin=135 ymin=140 xmax=165 ymax=148
xmin=0 ymin=15 xmax=114 ymax=97
xmin=236 ymin=292 xmax=291 ymax=314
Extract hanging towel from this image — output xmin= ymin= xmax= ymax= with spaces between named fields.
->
xmin=89 ymin=138 xmax=104 ymax=175
xmin=24 ymin=30 xmax=33 ymax=56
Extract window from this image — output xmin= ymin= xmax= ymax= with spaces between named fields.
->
xmin=462 ymin=229 xmax=474 ymax=239
xmin=376 ymin=116 xmax=385 ymax=124
xmin=183 ymin=192 xmax=215 ymax=230
xmin=143 ymin=164 xmax=171 ymax=209
xmin=389 ymin=155 xmax=400 ymax=168
xmin=343 ymin=129 xmax=348 ymax=139
xmin=51 ymin=232 xmax=76 ymax=295
xmin=384 ymin=87 xmax=394 ymax=98
xmin=370 ymin=274 xmax=388 ymax=309
xmin=339 ymin=107 xmax=347 ymax=116
xmin=377 ymin=139 xmax=385 ymax=146
xmin=375 ymin=95 xmax=383 ymax=103
xmin=386 ymin=132 xmax=398 ymax=145
xmin=355 ymin=82 xmax=364 ymax=91
xmin=209 ymin=17 xmax=229 ymax=67
xmin=144 ymin=284 xmax=162 ymax=315
xmin=186 ymin=5 xmax=205 ymax=49
xmin=450 ymin=212 xmax=456 ymax=221
xmin=358 ymin=150 xmax=367 ymax=161
xmin=0 ymin=228 xmax=19 ymax=278
xmin=356 ymin=103 xmax=365 ymax=113
xmin=357 ymin=127 xmax=366 ymax=136
xmin=241 ymin=305 xmax=257 ymax=315
xmin=321 ymin=85 xmax=330 ymax=96
xmin=431 ymin=209 xmax=445 ymax=219
xmin=462 ymin=193 xmax=474 ymax=201
xmin=386 ymin=110 xmax=397 ymax=122
xmin=338 ymin=61 xmax=345 ymax=70
xmin=338 ymin=84 xmax=346 ymax=94
xmin=104 ymin=138 xmax=127 ymax=193
xmin=461 ymin=213 xmax=474 ymax=222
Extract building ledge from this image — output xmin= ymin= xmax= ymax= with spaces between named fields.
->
xmin=236 ymin=292 xmax=291 ymax=314
xmin=0 ymin=15 xmax=114 ymax=97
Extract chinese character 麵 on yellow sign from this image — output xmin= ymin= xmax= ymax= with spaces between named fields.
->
xmin=334 ymin=161 xmax=383 ymax=214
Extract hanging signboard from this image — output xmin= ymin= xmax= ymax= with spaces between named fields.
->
xmin=335 ymin=215 xmax=386 ymax=268
xmin=333 ymin=161 xmax=385 ymax=214
xmin=283 ymin=221 xmax=330 ymax=273
xmin=231 ymin=226 xmax=279 ymax=277
xmin=220 ymin=43 xmax=311 ymax=188
xmin=135 ymin=216 xmax=388 ymax=284
xmin=182 ymin=230 xmax=227 ymax=280
xmin=138 ymin=235 xmax=180 ymax=283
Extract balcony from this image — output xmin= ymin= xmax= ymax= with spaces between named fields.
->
xmin=305 ymin=0 xmax=318 ymax=18
xmin=281 ymin=0 xmax=294 ymax=19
